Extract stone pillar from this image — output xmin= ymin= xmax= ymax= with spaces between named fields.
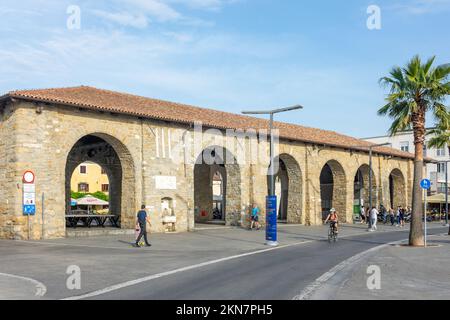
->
xmin=194 ymin=164 xmax=213 ymax=223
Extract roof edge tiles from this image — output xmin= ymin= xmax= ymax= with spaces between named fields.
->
xmin=0 ymin=86 xmax=424 ymax=161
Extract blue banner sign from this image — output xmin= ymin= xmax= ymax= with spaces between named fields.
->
xmin=23 ymin=205 xmax=36 ymax=216
xmin=266 ymin=195 xmax=277 ymax=242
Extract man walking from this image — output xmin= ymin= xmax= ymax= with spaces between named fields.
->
xmin=135 ymin=205 xmax=152 ymax=247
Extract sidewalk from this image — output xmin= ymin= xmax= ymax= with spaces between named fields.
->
xmin=311 ymin=232 xmax=450 ymax=300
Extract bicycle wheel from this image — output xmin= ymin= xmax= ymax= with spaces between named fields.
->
xmin=328 ymin=229 xmax=333 ymax=243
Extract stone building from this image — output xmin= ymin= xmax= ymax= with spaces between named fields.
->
xmin=0 ymin=86 xmax=417 ymax=240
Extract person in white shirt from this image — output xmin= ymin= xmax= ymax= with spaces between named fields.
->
xmin=370 ymin=207 xmax=379 ymax=231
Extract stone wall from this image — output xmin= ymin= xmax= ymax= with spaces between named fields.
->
xmin=0 ymin=100 xmax=414 ymax=239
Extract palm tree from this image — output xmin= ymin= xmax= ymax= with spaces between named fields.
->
xmin=428 ymin=121 xmax=450 ymax=235
xmin=378 ymin=55 xmax=450 ymax=246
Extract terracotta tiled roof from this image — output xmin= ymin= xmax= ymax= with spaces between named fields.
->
xmin=1 ymin=86 xmax=419 ymax=160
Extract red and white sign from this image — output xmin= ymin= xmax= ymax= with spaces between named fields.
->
xmin=23 ymin=171 xmax=35 ymax=184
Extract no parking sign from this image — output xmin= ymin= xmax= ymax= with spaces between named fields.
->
xmin=23 ymin=170 xmax=36 ymax=216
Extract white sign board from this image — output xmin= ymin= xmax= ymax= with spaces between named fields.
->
xmin=154 ymin=176 xmax=177 ymax=190
xmin=23 ymin=192 xmax=36 ymax=205
xmin=23 ymin=184 xmax=36 ymax=193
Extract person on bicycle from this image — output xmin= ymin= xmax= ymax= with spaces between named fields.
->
xmin=324 ymin=208 xmax=339 ymax=233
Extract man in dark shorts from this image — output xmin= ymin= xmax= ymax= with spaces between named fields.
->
xmin=135 ymin=205 xmax=152 ymax=247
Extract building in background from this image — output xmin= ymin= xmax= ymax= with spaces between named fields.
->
xmin=364 ymin=128 xmax=449 ymax=195
xmin=70 ymin=161 xmax=110 ymax=195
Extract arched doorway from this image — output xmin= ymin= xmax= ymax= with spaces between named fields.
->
xmin=389 ymin=169 xmax=406 ymax=209
xmin=320 ymin=160 xmax=347 ymax=221
xmin=65 ymin=134 xmax=136 ymax=228
xmin=212 ymin=171 xmax=224 ymax=220
xmin=354 ymin=164 xmax=377 ymax=213
xmin=70 ymin=161 xmax=110 ymax=214
xmin=267 ymin=154 xmax=303 ymax=223
xmin=194 ymin=146 xmax=241 ymax=225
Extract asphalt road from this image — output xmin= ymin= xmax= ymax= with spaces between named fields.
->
xmin=89 ymin=227 xmax=447 ymax=300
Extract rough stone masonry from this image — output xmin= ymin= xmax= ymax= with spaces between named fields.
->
xmin=0 ymin=86 xmax=415 ymax=240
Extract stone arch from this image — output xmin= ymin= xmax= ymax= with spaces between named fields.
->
xmin=320 ymin=160 xmax=347 ymax=221
xmin=389 ymin=168 xmax=406 ymax=209
xmin=353 ymin=164 xmax=377 ymax=212
xmin=65 ymin=133 xmax=136 ymax=228
xmin=267 ymin=153 xmax=303 ymax=223
xmin=194 ymin=145 xmax=241 ymax=225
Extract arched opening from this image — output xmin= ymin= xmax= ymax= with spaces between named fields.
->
xmin=70 ymin=162 xmax=110 ymax=215
xmin=65 ymin=134 xmax=136 ymax=229
xmin=194 ymin=146 xmax=241 ymax=225
xmin=212 ymin=171 xmax=224 ymax=220
xmin=320 ymin=160 xmax=347 ymax=222
xmin=389 ymin=169 xmax=406 ymax=209
xmin=353 ymin=164 xmax=377 ymax=214
xmin=267 ymin=154 xmax=303 ymax=223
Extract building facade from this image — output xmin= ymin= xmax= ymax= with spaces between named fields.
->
xmin=70 ymin=162 xmax=110 ymax=195
xmin=0 ymin=86 xmax=417 ymax=240
xmin=364 ymin=129 xmax=448 ymax=195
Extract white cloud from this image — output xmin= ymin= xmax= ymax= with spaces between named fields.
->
xmin=167 ymin=0 xmax=239 ymax=11
xmin=92 ymin=10 xmax=150 ymax=28
xmin=389 ymin=0 xmax=450 ymax=15
xmin=87 ymin=0 xmax=237 ymax=29
xmin=120 ymin=0 xmax=182 ymax=21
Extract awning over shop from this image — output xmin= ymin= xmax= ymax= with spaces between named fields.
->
xmin=427 ymin=193 xmax=449 ymax=204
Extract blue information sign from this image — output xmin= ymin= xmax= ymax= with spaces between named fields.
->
xmin=266 ymin=195 xmax=277 ymax=242
xmin=420 ymin=179 xmax=431 ymax=190
xmin=23 ymin=205 xmax=36 ymax=216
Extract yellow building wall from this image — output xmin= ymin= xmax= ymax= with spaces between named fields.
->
xmin=70 ymin=162 xmax=110 ymax=194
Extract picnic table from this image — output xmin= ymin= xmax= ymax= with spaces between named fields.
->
xmin=65 ymin=211 xmax=120 ymax=228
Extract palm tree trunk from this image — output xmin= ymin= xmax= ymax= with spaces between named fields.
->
xmin=410 ymin=111 xmax=425 ymax=246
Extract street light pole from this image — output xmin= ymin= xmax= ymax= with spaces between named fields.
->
xmin=352 ymin=143 xmax=391 ymax=228
xmin=242 ymin=105 xmax=303 ymax=246
xmin=269 ymin=113 xmax=275 ymax=197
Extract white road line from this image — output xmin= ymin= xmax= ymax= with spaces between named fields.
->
xmin=61 ymin=230 xmax=401 ymax=300
xmin=0 ymin=273 xmax=47 ymax=297
xmin=293 ymin=233 xmax=445 ymax=300
xmin=62 ymin=240 xmax=313 ymax=300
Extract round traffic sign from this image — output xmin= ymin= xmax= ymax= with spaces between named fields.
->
xmin=23 ymin=171 xmax=35 ymax=184
xmin=420 ymin=179 xmax=431 ymax=190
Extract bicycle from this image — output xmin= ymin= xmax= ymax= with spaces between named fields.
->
xmin=327 ymin=221 xmax=338 ymax=243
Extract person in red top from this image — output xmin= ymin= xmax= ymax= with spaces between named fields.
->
xmin=324 ymin=208 xmax=339 ymax=233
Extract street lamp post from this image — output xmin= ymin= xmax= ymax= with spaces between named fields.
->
xmin=353 ymin=143 xmax=392 ymax=228
xmin=242 ymin=105 xmax=303 ymax=246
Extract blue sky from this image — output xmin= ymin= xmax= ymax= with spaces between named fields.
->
xmin=0 ymin=0 xmax=449 ymax=138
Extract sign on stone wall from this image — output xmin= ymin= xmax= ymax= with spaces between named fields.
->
xmin=154 ymin=176 xmax=177 ymax=190
xmin=22 ymin=170 xmax=36 ymax=216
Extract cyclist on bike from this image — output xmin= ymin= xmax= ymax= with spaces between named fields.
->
xmin=324 ymin=208 xmax=339 ymax=234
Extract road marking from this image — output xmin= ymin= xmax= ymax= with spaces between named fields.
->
xmin=293 ymin=233 xmax=445 ymax=300
xmin=0 ymin=273 xmax=47 ymax=297
xmin=61 ymin=229 xmax=410 ymax=300
xmin=62 ymin=240 xmax=314 ymax=300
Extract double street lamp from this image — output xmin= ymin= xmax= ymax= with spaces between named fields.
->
xmin=242 ymin=105 xmax=303 ymax=246
xmin=352 ymin=142 xmax=392 ymax=227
